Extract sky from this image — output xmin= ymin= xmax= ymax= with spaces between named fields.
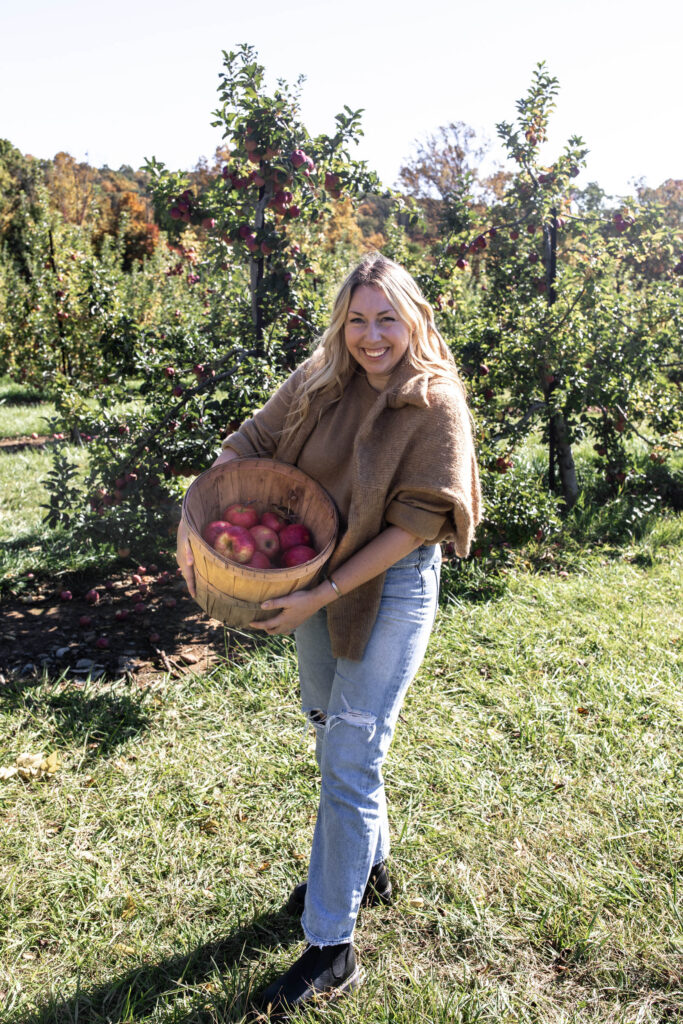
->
xmin=2 ymin=0 xmax=680 ymax=198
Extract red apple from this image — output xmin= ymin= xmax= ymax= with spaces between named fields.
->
xmin=202 ymin=520 xmax=232 ymax=547
xmin=96 ymin=636 xmax=110 ymax=649
xmin=260 ymin=511 xmax=285 ymax=532
xmin=79 ymin=615 xmax=93 ymax=628
xmin=247 ymin=551 xmax=272 ymax=569
xmin=85 ymin=588 xmax=100 ymax=604
xmin=223 ymin=503 xmax=259 ymax=529
xmin=207 ymin=522 xmax=255 ymax=563
xmin=282 ymin=545 xmax=317 ymax=567
xmin=280 ymin=523 xmax=312 ymax=551
xmin=249 ymin=524 xmax=280 ymax=558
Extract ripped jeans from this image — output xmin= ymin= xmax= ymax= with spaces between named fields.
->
xmin=294 ymin=543 xmax=441 ymax=946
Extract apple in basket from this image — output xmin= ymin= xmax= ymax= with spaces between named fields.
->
xmin=247 ymin=550 xmax=272 ymax=569
xmin=279 ymin=523 xmax=312 ymax=551
xmin=260 ymin=510 xmax=285 ymax=532
xmin=223 ymin=502 xmax=259 ymax=529
xmin=282 ymin=544 xmax=318 ymax=568
xmin=249 ymin=524 xmax=280 ymax=559
xmin=202 ymin=521 xmax=255 ymax=563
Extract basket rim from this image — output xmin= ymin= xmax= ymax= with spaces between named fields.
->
xmin=181 ymin=458 xmax=338 ymax=581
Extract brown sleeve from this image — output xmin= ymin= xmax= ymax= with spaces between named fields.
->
xmin=384 ymin=497 xmax=449 ymax=542
xmin=221 ymin=362 xmax=307 ymax=458
xmin=384 ymin=384 xmax=481 ymax=556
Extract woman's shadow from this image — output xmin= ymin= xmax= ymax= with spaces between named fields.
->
xmin=12 ymin=905 xmax=302 ymax=1024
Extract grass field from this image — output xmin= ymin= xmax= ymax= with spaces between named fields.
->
xmin=1 ymin=386 xmax=681 ymax=1023
xmin=0 ymin=380 xmax=55 ymax=438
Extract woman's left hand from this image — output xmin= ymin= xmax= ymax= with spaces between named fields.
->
xmin=250 ymin=588 xmax=326 ymax=635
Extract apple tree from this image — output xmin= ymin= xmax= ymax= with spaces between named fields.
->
xmin=43 ymin=45 xmax=383 ymax=551
xmin=421 ymin=65 xmax=681 ymax=525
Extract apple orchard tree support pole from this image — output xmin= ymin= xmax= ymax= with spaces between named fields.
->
xmin=545 ymin=209 xmax=558 ymax=493
xmin=249 ymin=175 xmax=269 ymax=357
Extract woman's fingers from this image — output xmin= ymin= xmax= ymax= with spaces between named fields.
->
xmin=176 ymin=524 xmax=196 ymax=598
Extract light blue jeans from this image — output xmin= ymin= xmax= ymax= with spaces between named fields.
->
xmin=294 ymin=543 xmax=441 ymax=946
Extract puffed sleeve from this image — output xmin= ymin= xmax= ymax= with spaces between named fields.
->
xmin=221 ymin=361 xmax=308 ymax=458
xmin=383 ymin=382 xmax=481 ymax=555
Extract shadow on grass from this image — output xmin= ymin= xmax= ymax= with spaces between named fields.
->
xmin=0 ymin=381 xmax=52 ymax=404
xmin=0 ymin=676 xmax=153 ymax=758
xmin=10 ymin=906 xmax=302 ymax=1024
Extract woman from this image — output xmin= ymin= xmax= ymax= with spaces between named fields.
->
xmin=177 ymin=252 xmax=481 ymax=1013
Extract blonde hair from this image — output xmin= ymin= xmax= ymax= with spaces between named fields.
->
xmin=282 ymin=252 xmax=465 ymax=441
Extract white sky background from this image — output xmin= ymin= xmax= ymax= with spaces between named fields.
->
xmin=1 ymin=0 xmax=680 ymax=198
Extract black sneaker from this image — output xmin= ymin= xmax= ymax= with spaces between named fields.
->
xmin=285 ymin=860 xmax=392 ymax=916
xmin=258 ymin=941 xmax=363 ymax=1015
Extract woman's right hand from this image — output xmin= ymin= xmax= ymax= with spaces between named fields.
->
xmin=176 ymin=518 xmax=196 ymax=598
xmin=177 ymin=447 xmax=240 ymax=597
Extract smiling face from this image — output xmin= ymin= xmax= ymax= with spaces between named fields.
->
xmin=343 ymin=285 xmax=413 ymax=391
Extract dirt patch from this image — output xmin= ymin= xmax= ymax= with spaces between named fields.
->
xmin=0 ymin=435 xmax=56 ymax=453
xmin=0 ymin=565 xmax=261 ymax=684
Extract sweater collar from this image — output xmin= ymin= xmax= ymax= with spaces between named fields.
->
xmin=377 ymin=354 xmax=431 ymax=410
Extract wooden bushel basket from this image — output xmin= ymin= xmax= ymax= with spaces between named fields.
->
xmin=181 ymin=459 xmax=338 ymax=627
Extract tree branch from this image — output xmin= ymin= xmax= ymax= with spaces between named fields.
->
xmin=614 ymin=405 xmax=682 ymax=451
xmin=491 ymin=400 xmax=546 ymax=442
xmin=114 ymin=346 xmax=258 ymax=473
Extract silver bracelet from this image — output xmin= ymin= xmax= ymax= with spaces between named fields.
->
xmin=328 ymin=577 xmax=342 ymax=599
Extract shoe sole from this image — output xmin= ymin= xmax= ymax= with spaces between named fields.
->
xmin=261 ymin=965 xmax=366 ymax=1017
xmin=332 ymin=962 xmax=366 ymax=999
xmin=316 ymin=963 xmax=366 ymax=1004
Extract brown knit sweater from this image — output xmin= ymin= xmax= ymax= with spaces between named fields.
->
xmin=222 ymin=356 xmax=481 ymax=660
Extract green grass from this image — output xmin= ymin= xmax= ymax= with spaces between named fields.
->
xmin=0 ymin=539 xmax=681 ymax=1023
xmin=1 ymin=389 xmax=681 ymax=1022
xmin=0 ymin=443 xmax=106 ymax=590
xmin=0 ymin=447 xmax=56 ymax=539
xmin=0 ymin=379 xmax=56 ymax=438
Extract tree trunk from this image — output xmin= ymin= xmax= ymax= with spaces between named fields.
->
xmin=249 ymin=178 xmax=269 ymax=357
xmin=550 ymin=409 xmax=579 ymax=508
xmin=544 ymin=209 xmax=578 ymax=508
